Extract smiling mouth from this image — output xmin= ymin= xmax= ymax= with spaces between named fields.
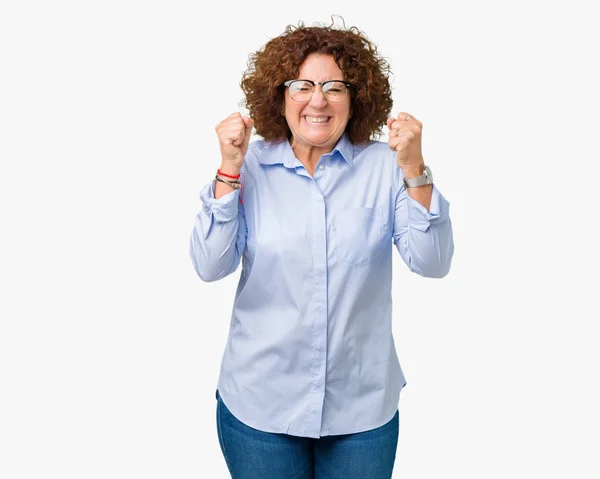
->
xmin=303 ymin=116 xmax=332 ymax=124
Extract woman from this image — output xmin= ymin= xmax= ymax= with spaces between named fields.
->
xmin=190 ymin=19 xmax=454 ymax=478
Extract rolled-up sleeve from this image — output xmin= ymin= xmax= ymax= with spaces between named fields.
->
xmin=189 ymin=180 xmax=247 ymax=282
xmin=393 ymin=183 xmax=454 ymax=278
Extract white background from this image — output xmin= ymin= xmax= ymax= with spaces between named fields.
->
xmin=1 ymin=0 xmax=599 ymax=477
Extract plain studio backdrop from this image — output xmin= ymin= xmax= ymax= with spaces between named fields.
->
xmin=1 ymin=1 xmax=598 ymax=478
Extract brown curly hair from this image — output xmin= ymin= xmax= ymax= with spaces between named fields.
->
xmin=240 ymin=19 xmax=394 ymax=145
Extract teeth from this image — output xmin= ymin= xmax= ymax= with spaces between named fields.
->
xmin=305 ymin=116 xmax=330 ymax=123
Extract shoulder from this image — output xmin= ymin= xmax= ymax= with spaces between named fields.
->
xmin=353 ymin=138 xmax=396 ymax=168
xmin=246 ymin=138 xmax=270 ymax=158
xmin=353 ymin=139 xmax=404 ymax=190
xmin=358 ymin=138 xmax=393 ymax=153
xmin=241 ymin=139 xmax=269 ymax=171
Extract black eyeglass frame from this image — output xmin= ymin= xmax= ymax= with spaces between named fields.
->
xmin=283 ymin=79 xmax=353 ymax=102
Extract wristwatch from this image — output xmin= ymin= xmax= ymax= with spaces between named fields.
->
xmin=403 ymin=165 xmax=433 ymax=188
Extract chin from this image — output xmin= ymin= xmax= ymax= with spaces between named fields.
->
xmin=303 ymin=128 xmax=338 ymax=140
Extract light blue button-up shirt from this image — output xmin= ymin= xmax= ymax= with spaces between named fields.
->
xmin=190 ymin=132 xmax=454 ymax=438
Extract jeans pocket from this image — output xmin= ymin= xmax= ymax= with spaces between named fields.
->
xmin=333 ymin=207 xmax=387 ymax=266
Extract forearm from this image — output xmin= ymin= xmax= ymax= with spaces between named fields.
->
xmin=403 ymin=165 xmax=432 ymax=211
xmin=214 ymin=163 xmax=241 ymax=200
xmin=190 ymin=214 xmax=241 ymax=281
xmin=394 ymin=183 xmax=454 ymax=278
xmin=398 ymin=218 xmax=453 ymax=278
xmin=190 ymin=179 xmax=246 ymax=282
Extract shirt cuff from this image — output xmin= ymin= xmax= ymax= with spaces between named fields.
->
xmin=407 ymin=184 xmax=450 ymax=232
xmin=199 ymin=180 xmax=241 ymax=223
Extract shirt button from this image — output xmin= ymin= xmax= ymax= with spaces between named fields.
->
xmin=319 ymin=165 xmax=325 ymax=170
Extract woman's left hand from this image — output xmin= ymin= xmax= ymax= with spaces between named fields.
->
xmin=387 ymin=112 xmax=424 ymax=172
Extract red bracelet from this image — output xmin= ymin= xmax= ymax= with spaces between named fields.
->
xmin=217 ymin=169 xmax=240 ymax=179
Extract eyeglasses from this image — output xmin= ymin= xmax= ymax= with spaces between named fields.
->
xmin=283 ymin=79 xmax=352 ymax=103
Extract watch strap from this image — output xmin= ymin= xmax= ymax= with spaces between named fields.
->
xmin=403 ymin=165 xmax=433 ymax=188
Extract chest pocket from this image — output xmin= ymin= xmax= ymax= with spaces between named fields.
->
xmin=332 ymin=207 xmax=387 ymax=266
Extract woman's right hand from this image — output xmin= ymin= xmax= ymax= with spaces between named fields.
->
xmin=215 ymin=112 xmax=254 ymax=172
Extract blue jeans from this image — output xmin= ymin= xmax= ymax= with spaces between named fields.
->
xmin=216 ymin=389 xmax=399 ymax=478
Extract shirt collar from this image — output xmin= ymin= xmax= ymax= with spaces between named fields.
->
xmin=259 ymin=131 xmax=354 ymax=168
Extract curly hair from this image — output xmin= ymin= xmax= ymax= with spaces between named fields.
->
xmin=240 ymin=19 xmax=394 ymax=145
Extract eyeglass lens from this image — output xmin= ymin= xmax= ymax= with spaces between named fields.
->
xmin=288 ymin=81 xmax=348 ymax=102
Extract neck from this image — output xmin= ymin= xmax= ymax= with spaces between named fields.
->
xmin=290 ymin=138 xmax=332 ymax=171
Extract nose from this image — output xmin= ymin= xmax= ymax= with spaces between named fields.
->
xmin=308 ymin=85 xmax=328 ymax=108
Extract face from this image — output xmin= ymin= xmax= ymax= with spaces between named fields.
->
xmin=284 ymin=53 xmax=351 ymax=153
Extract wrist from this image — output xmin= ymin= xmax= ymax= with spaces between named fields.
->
xmin=402 ymin=163 xmax=425 ymax=179
xmin=219 ymin=163 xmax=241 ymax=176
xmin=403 ymin=164 xmax=433 ymax=189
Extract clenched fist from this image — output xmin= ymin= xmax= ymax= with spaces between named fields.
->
xmin=386 ymin=112 xmax=424 ymax=172
xmin=215 ymin=112 xmax=254 ymax=172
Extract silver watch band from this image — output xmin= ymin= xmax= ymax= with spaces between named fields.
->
xmin=403 ymin=165 xmax=433 ymax=188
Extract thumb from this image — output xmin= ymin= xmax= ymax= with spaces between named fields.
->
xmin=386 ymin=117 xmax=395 ymax=130
xmin=241 ymin=116 xmax=254 ymax=149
